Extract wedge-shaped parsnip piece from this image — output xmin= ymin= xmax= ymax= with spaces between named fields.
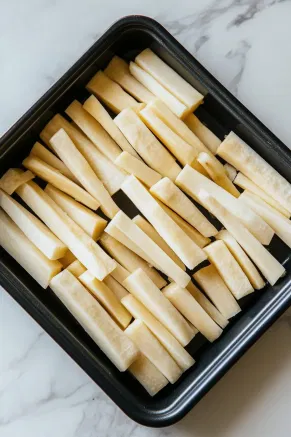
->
xmin=224 ymin=163 xmax=237 ymax=182
xmin=105 ymin=56 xmax=155 ymax=103
xmin=184 ymin=114 xmax=221 ymax=154
xmin=50 ymin=270 xmax=138 ymax=370
xmin=194 ymin=265 xmax=241 ymax=319
xmin=45 ymin=185 xmax=107 ymax=239
xmin=115 ymin=151 xmax=161 ymax=188
xmin=110 ymin=261 xmax=130 ymax=285
xmin=129 ymin=353 xmax=168 ymax=396
xmin=17 ymin=182 xmax=116 ymax=281
xmin=0 ymin=168 xmax=35 ymax=195
xmin=150 ymin=177 xmax=217 ymax=237
xmin=122 ymin=294 xmax=195 ymax=371
xmin=99 ymin=233 xmax=166 ymax=289
xmin=124 ymin=269 xmax=193 ymax=346
xmin=66 ymin=260 xmax=86 ymax=278
xmin=176 ymin=165 xmax=274 ymax=245
xmin=163 ymin=283 xmax=222 ymax=342
xmin=0 ymin=210 xmax=62 ymax=288
xmin=200 ymin=192 xmax=285 ymax=286
xmin=234 ymin=172 xmax=290 ymax=218
xmin=49 ymin=128 xmax=119 ymax=219
xmin=59 ymin=250 xmax=76 ymax=268
xmin=0 ymin=189 xmax=67 ymax=260
xmin=122 ymin=176 xmax=207 ymax=269
xmin=86 ymin=70 xmax=140 ymax=114
xmin=104 ymin=275 xmax=128 ymax=301
xmin=135 ymin=49 xmax=203 ymax=112
xmin=197 ymin=152 xmax=240 ymax=197
xmin=217 ymin=132 xmax=291 ymax=214
xmin=216 ymin=230 xmax=265 ymax=290
xmin=114 ymin=108 xmax=181 ymax=180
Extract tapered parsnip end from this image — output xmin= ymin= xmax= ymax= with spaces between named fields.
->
xmin=129 ymin=354 xmax=169 ymax=396
xmin=66 ymin=260 xmax=86 ymax=278
xmin=0 ymin=168 xmax=35 ymax=195
xmin=184 ymin=114 xmax=221 ymax=154
xmin=115 ymin=151 xmax=162 ymax=187
xmin=104 ymin=275 xmax=129 ymax=301
xmin=224 ymin=163 xmax=237 ymax=182
xmin=59 ymin=250 xmax=77 ymax=268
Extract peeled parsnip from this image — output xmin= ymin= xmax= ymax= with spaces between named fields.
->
xmin=129 ymin=353 xmax=168 ymax=396
xmin=184 ymin=113 xmax=221 ymax=154
xmin=224 ymin=163 xmax=237 ymax=182
xmin=115 ymin=151 xmax=161 ymax=188
xmin=66 ymin=260 xmax=86 ymax=278
xmin=0 ymin=210 xmax=62 ymax=288
xmin=59 ymin=250 xmax=76 ymax=268
xmin=110 ymin=261 xmax=130 ymax=285
xmin=104 ymin=275 xmax=129 ymax=301
xmin=0 ymin=168 xmax=35 ymax=195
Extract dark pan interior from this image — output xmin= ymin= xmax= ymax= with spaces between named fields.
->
xmin=1 ymin=16 xmax=291 ymax=427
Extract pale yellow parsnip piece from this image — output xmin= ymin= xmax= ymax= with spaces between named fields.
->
xmin=59 ymin=250 xmax=76 ymax=268
xmin=66 ymin=260 xmax=86 ymax=278
xmin=104 ymin=275 xmax=129 ymax=301
xmin=129 ymin=354 xmax=168 ymax=396
xmin=224 ymin=163 xmax=237 ymax=182
xmin=115 ymin=151 xmax=162 ymax=188
xmin=184 ymin=113 xmax=221 ymax=154
xmin=110 ymin=261 xmax=130 ymax=285
xmin=0 ymin=168 xmax=35 ymax=195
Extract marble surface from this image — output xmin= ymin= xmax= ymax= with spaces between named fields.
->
xmin=1 ymin=0 xmax=291 ymax=435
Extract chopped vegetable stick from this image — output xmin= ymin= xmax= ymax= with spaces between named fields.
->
xmin=79 ymin=271 xmax=131 ymax=328
xmin=184 ymin=114 xmax=221 ymax=154
xmin=217 ymin=132 xmax=291 ymax=214
xmin=105 ymin=56 xmax=155 ymax=103
xmin=114 ymin=108 xmax=181 ymax=180
xmin=197 ymin=152 xmax=240 ymax=197
xmin=49 ymin=129 xmax=119 ymax=219
xmin=110 ymin=261 xmax=130 ymax=285
xmin=59 ymin=250 xmax=76 ymax=268
xmin=22 ymin=156 xmax=98 ymax=210
xmin=86 ymin=70 xmax=140 ymax=114
xmin=163 ymin=283 xmax=223 ymax=342
xmin=176 ymin=165 xmax=274 ymax=245
xmin=104 ymin=275 xmax=129 ymax=301
xmin=194 ymin=265 xmax=241 ymax=319
xmin=66 ymin=260 xmax=86 ymax=278
xmin=0 ymin=210 xmax=62 ymax=288
xmin=115 ymin=151 xmax=162 ymax=188
xmin=0 ymin=168 xmax=35 ymax=195
xmin=30 ymin=142 xmax=79 ymax=184
xmin=124 ymin=269 xmax=193 ymax=346
xmin=234 ymin=172 xmax=290 ymax=218
xmin=199 ymin=191 xmax=285 ymax=285
xmin=150 ymin=177 xmax=218 ymax=237
xmin=83 ymin=95 xmax=140 ymax=159
xmin=17 ymin=182 xmax=116 ymax=281
xmin=122 ymin=294 xmax=195 ymax=371
xmin=129 ymin=353 xmax=168 ymax=396
xmin=50 ymin=270 xmax=138 ymax=371
xmin=216 ymin=230 xmax=265 ymax=290
xmin=224 ymin=163 xmax=237 ymax=182
xmin=99 ymin=233 xmax=166 ymax=289
xmin=45 ymin=184 xmax=107 ymax=239
xmin=0 ymin=189 xmax=67 ymax=260
xmin=135 ymin=49 xmax=203 ymax=112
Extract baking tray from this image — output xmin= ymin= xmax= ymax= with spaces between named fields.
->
xmin=1 ymin=15 xmax=291 ymax=428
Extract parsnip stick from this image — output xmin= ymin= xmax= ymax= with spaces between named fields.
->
xmin=224 ymin=163 xmax=237 ymax=182
xmin=194 ymin=265 xmax=241 ymax=319
xmin=104 ymin=275 xmax=129 ymax=301
xmin=184 ymin=113 xmax=221 ymax=154
xmin=66 ymin=260 xmax=86 ymax=278
xmin=99 ymin=233 xmax=166 ymax=289
xmin=115 ymin=151 xmax=161 ymax=188
xmin=0 ymin=189 xmax=67 ymax=260
xmin=129 ymin=354 xmax=168 ymax=396
xmin=114 ymin=108 xmax=181 ymax=180
xmin=17 ymin=182 xmax=116 ymax=281
xmin=59 ymin=250 xmax=76 ymax=268
xmin=86 ymin=70 xmax=140 ymax=114
xmin=0 ymin=168 xmax=35 ymax=195
xmin=176 ymin=165 xmax=274 ymax=245
xmin=110 ymin=261 xmax=130 ymax=285
xmin=50 ymin=270 xmax=138 ymax=371
xmin=217 ymin=132 xmax=291 ymax=214
xmin=216 ymin=230 xmax=265 ymax=290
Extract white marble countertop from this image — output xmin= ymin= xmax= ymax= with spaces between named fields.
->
xmin=1 ymin=1 xmax=291 ymax=436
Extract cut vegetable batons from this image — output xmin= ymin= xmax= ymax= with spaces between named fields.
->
xmin=30 ymin=142 xmax=78 ymax=184
xmin=124 ymin=269 xmax=193 ymax=346
xmin=122 ymin=294 xmax=194 ymax=371
xmin=110 ymin=261 xmax=130 ymax=285
xmin=45 ymin=184 xmax=107 ymax=240
xmin=99 ymin=233 xmax=166 ymax=289
xmin=66 ymin=260 xmax=86 ymax=278
xmin=224 ymin=163 xmax=237 ymax=182
xmin=86 ymin=70 xmax=140 ymax=114
xmin=163 ymin=283 xmax=222 ymax=342
xmin=176 ymin=165 xmax=274 ymax=245
xmin=199 ymin=191 xmax=285 ymax=286
xmin=17 ymin=182 xmax=116 ymax=281
xmin=83 ymin=95 xmax=140 ymax=159
xmin=129 ymin=354 xmax=168 ymax=396
xmin=217 ymin=132 xmax=291 ymax=214
xmin=194 ymin=265 xmax=241 ymax=319
xmin=115 ymin=151 xmax=161 ymax=188
xmin=104 ymin=275 xmax=128 ymax=301
xmin=0 ymin=209 xmax=62 ymax=288
xmin=59 ymin=250 xmax=76 ymax=268
xmin=114 ymin=108 xmax=181 ymax=180
xmin=104 ymin=56 xmax=155 ymax=103
xmin=49 ymin=128 xmax=119 ymax=219
xmin=234 ymin=172 xmax=290 ymax=218
xmin=0 ymin=168 xmax=35 ymax=195
xmin=79 ymin=270 xmax=131 ymax=328
xmin=150 ymin=177 xmax=217 ymax=237
xmin=22 ymin=156 xmax=99 ymax=210
xmin=135 ymin=49 xmax=203 ymax=112
xmin=50 ymin=270 xmax=138 ymax=371
xmin=184 ymin=113 xmax=221 ymax=154
xmin=0 ymin=189 xmax=67 ymax=260
xmin=197 ymin=152 xmax=240 ymax=197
